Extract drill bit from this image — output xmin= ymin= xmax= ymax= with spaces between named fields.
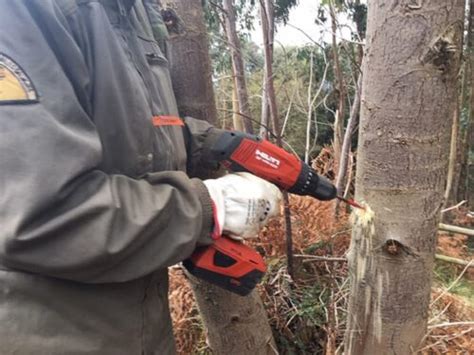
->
xmin=337 ymin=196 xmax=365 ymax=210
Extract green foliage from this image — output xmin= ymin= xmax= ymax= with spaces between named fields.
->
xmin=204 ymin=0 xmax=302 ymax=74
xmin=205 ymin=0 xmax=364 ymax=158
xmin=304 ymin=240 xmax=330 ymax=254
xmin=434 ymin=261 xmax=474 ymax=306
xmin=320 ymin=0 xmax=345 ymax=11
xmin=263 ymin=257 xmax=334 ymax=354
xmin=350 ymin=2 xmax=367 ymax=38
xmin=211 ymin=39 xmax=357 ymax=158
xmin=318 ymin=1 xmax=367 ymax=39
xmin=274 ymin=0 xmax=298 ymax=24
xmin=296 ymin=284 xmax=330 ymax=327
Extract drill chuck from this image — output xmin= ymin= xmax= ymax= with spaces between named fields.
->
xmin=289 ymin=163 xmax=337 ymax=201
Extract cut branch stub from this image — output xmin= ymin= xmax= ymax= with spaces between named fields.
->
xmin=420 ymin=21 xmax=464 ymax=75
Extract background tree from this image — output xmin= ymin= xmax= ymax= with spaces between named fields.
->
xmin=344 ymin=1 xmax=465 ymax=354
xmin=457 ymin=1 xmax=474 ymax=206
xmin=222 ymin=0 xmax=254 ymax=133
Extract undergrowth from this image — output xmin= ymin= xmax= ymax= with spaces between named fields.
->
xmin=169 ymin=196 xmax=473 ymax=354
xmin=434 ymin=261 xmax=474 ymax=306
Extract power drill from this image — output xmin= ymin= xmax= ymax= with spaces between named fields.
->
xmin=184 ymin=131 xmax=337 ymax=296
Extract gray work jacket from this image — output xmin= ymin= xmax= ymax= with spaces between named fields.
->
xmin=0 ymin=0 xmax=219 ymax=353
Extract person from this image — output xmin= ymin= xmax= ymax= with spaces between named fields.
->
xmin=0 ymin=1 xmax=282 ymax=354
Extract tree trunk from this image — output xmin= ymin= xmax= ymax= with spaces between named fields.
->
xmin=457 ymin=0 xmax=473 ymax=205
xmin=334 ymin=0 xmax=365 ymax=214
xmin=334 ymin=75 xmax=362 ymax=197
xmin=260 ymin=0 xmax=294 ymax=278
xmin=232 ymin=77 xmax=245 ymax=131
xmin=189 ymin=275 xmax=277 ymax=354
xmin=167 ymin=1 xmax=276 ymax=353
xmin=222 ymin=0 xmax=254 ymax=133
xmin=166 ymin=0 xmax=217 ymax=125
xmin=259 ymin=0 xmax=275 ymax=139
xmin=329 ymin=1 xmax=346 ymax=168
xmin=344 ymin=1 xmax=464 ymax=354
xmin=443 ymin=93 xmax=460 ymax=208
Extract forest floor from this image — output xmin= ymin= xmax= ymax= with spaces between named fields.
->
xmin=169 ymin=152 xmax=473 ymax=354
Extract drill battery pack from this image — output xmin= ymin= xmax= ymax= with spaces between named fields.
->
xmin=183 ymin=237 xmax=266 ymax=296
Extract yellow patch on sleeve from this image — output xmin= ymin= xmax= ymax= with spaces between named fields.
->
xmin=0 ymin=53 xmax=38 ymax=104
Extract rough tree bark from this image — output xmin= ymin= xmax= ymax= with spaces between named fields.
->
xmin=167 ymin=1 xmax=276 ymax=354
xmin=190 ymin=277 xmax=277 ymax=354
xmin=165 ymin=0 xmax=217 ymax=125
xmin=344 ymin=1 xmax=464 ymax=354
xmin=222 ymin=0 xmax=254 ymax=133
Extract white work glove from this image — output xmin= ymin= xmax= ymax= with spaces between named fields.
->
xmin=203 ymin=172 xmax=282 ymax=240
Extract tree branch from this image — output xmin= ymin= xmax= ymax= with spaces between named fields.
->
xmin=438 ymin=223 xmax=474 ymax=237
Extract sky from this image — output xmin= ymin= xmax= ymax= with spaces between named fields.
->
xmin=250 ymin=0 xmax=358 ymax=47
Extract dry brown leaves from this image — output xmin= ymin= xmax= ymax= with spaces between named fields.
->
xmin=169 ymin=267 xmax=205 ymax=355
xmin=451 ymin=206 xmax=474 ymax=227
xmin=312 ymin=146 xmax=337 ymax=180
xmin=418 ymin=289 xmax=474 ymax=354
xmin=437 ymin=234 xmax=470 ymax=259
xmin=257 ymin=195 xmax=351 ymax=258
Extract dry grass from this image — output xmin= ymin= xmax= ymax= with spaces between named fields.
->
xmin=169 ymin=267 xmax=206 ymax=355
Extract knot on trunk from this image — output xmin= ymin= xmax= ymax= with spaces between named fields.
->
xmin=420 ymin=21 xmax=463 ymax=75
xmin=381 ymin=239 xmax=420 ymax=258
xmin=162 ymin=7 xmax=185 ymax=35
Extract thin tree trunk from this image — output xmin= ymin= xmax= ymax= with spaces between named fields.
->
xmin=344 ymin=1 xmax=464 ymax=354
xmin=260 ymin=0 xmax=294 ymax=278
xmin=305 ymin=51 xmax=315 ymax=164
xmin=334 ymin=0 xmax=365 ymax=215
xmin=335 ymin=75 xmax=362 ymax=196
xmin=167 ymin=1 xmax=276 ymax=353
xmin=260 ymin=84 xmax=270 ymax=138
xmin=259 ymin=0 xmax=274 ymax=139
xmin=457 ymin=0 xmax=473 ymax=205
xmin=449 ymin=61 xmax=467 ymax=210
xmin=443 ymin=94 xmax=460 ymax=207
xmin=444 ymin=0 xmax=471 ymax=207
xmin=329 ymin=1 xmax=346 ymax=167
xmin=222 ymin=0 xmax=254 ymax=133
xmin=232 ymin=77 xmax=245 ymax=131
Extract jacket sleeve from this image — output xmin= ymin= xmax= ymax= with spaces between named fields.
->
xmin=0 ymin=0 xmax=213 ymax=284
